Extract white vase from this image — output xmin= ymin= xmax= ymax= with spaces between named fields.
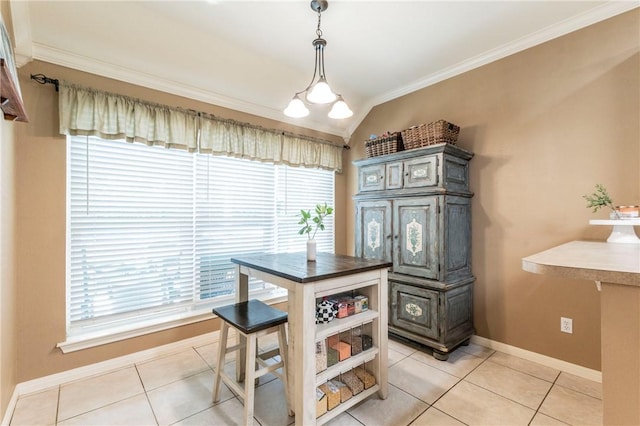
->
xmin=307 ymin=239 xmax=317 ymax=262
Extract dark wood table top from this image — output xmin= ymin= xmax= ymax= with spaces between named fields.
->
xmin=231 ymin=252 xmax=392 ymax=283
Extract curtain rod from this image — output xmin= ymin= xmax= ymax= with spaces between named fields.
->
xmin=29 ymin=73 xmax=350 ymax=150
xmin=30 ymin=74 xmax=59 ymax=91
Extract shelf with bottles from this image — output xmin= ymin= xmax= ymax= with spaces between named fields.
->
xmin=316 ymin=310 xmax=378 ymax=341
xmin=316 ymin=322 xmax=375 ymax=376
xmin=315 ymin=360 xmax=378 ymax=425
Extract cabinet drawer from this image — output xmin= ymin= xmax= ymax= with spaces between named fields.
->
xmin=359 ymin=164 xmax=385 ymax=192
xmin=403 ymin=156 xmax=438 ymax=188
xmin=385 ymin=161 xmax=403 ymax=190
xmin=389 ymin=281 xmax=439 ymax=340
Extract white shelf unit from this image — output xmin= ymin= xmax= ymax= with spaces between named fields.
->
xmin=313 ymin=282 xmax=385 ymax=425
xmin=233 ymin=254 xmax=390 ymax=426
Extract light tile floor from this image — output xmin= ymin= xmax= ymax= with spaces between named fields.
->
xmin=9 ymin=335 xmax=602 ymax=426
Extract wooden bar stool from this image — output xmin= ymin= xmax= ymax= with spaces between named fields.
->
xmin=212 ymin=299 xmax=292 ymax=425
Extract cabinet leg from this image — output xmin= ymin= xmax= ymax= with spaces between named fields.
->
xmin=461 ymin=338 xmax=471 ymax=346
xmin=433 ymin=349 xmax=449 ymax=361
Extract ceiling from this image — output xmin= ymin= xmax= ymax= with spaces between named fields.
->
xmin=10 ymin=1 xmax=639 ymax=140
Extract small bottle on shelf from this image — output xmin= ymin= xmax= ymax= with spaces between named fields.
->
xmin=327 ymin=334 xmax=339 ymax=367
xmin=354 ymin=361 xmax=376 ymax=389
xmin=362 ymin=321 xmax=374 ymax=351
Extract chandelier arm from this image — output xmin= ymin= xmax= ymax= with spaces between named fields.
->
xmin=286 ymin=0 xmax=349 ymax=118
xmin=297 ymin=41 xmax=321 ymax=95
xmin=318 ymin=42 xmax=326 ymax=79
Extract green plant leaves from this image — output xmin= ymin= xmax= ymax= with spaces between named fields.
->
xmin=583 ymin=184 xmax=617 ymax=215
xmin=298 ymin=202 xmax=333 ymax=240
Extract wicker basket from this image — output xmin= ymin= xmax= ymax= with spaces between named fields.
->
xmin=401 ymin=120 xmax=460 ymax=150
xmin=365 ymin=132 xmax=403 ymax=158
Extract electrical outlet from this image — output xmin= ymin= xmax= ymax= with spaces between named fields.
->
xmin=561 ymin=317 xmax=573 ymax=334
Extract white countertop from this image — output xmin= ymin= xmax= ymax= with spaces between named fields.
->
xmin=589 ymin=219 xmax=640 ymax=225
xmin=522 ymin=241 xmax=640 ymax=287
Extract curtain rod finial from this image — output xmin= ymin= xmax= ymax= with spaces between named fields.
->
xmin=30 ymin=73 xmax=59 ymax=92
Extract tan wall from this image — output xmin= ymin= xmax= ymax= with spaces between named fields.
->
xmin=0 ymin=97 xmax=18 ymax=420
xmin=346 ymin=10 xmax=639 ymax=370
xmin=9 ymin=7 xmax=638 ymax=387
xmin=14 ymin=60 xmax=345 ymax=382
xmin=1 ymin=0 xmax=19 ymax=418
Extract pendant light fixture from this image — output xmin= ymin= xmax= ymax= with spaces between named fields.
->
xmin=284 ymin=0 xmax=353 ymax=120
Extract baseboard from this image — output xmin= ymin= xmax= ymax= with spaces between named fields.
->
xmin=1 ymin=389 xmax=19 ymax=426
xmin=471 ymin=335 xmax=602 ymax=383
xmin=15 ymin=330 xmax=220 ymax=397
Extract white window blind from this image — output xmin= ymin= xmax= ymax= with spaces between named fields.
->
xmin=275 ymin=166 xmax=335 ymax=253
xmin=68 ymin=136 xmax=334 ymax=335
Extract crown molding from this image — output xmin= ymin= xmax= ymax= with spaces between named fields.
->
xmin=30 ymin=43 xmax=351 ymax=140
xmin=8 ymin=0 xmax=33 ymax=67
xmin=25 ymin=1 xmax=638 ymax=141
xmin=370 ymin=1 xmax=640 ymax=109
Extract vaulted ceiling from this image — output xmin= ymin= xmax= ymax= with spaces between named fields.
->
xmin=10 ymin=1 xmax=638 ymax=140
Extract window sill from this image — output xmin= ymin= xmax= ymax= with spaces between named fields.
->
xmin=57 ymin=293 xmax=288 ymax=353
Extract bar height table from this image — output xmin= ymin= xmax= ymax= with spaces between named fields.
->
xmin=522 ymin=241 xmax=640 ymax=425
xmin=231 ymin=252 xmax=392 ymax=426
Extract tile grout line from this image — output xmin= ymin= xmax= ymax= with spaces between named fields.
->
xmin=418 ymin=346 xmax=567 ymax=424
xmin=134 ymin=363 xmax=160 ymax=425
xmin=377 ymin=348 xmax=430 ymax=425
xmin=381 ymin=382 xmax=432 ymax=426
xmin=422 ymin=349 xmax=493 ymax=425
xmin=484 ymin=352 xmax=562 ymax=384
xmin=528 ymin=371 xmax=564 ymax=426
xmin=53 ymin=391 xmax=150 ymax=425
xmin=55 ymin=385 xmax=61 ymax=426
xmin=392 ymin=345 xmax=490 ymax=425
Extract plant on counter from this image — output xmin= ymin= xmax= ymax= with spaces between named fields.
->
xmin=583 ymin=184 xmax=620 ymax=219
xmin=298 ymin=202 xmax=334 ymax=240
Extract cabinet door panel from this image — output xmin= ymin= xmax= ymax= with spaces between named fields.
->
xmin=403 ymin=156 xmax=438 ymax=188
xmin=393 ymin=199 xmax=438 ymax=279
xmin=359 ymin=164 xmax=385 ymax=192
xmin=442 ymin=283 xmax=475 ymax=346
xmin=442 ymin=197 xmax=472 ymax=281
xmin=389 ymin=280 xmax=439 ymax=340
xmin=355 ymin=201 xmax=392 ymax=262
xmin=443 ymin=155 xmax=469 ymax=192
xmin=386 ymin=161 xmax=403 ymax=190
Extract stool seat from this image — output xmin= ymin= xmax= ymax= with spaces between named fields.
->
xmin=212 ymin=299 xmax=288 ymax=334
xmin=212 ymin=299 xmax=292 ymax=425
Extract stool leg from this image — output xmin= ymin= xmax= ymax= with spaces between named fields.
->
xmin=277 ymin=324 xmax=294 ymax=416
xmin=212 ymin=322 xmax=229 ymax=403
xmin=243 ymin=333 xmax=257 ymax=426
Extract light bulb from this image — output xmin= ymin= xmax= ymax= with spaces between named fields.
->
xmin=328 ymin=96 xmax=353 ymax=119
xmin=284 ymin=95 xmax=310 ymax=118
xmin=306 ymin=78 xmax=337 ymax=104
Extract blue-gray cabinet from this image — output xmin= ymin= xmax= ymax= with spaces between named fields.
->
xmin=354 ymin=143 xmax=474 ymax=360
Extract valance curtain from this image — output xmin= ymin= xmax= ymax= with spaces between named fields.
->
xmin=198 ymin=114 xmax=342 ymax=172
xmin=59 ymin=82 xmax=343 ymax=172
xmin=58 ymin=83 xmax=199 ymax=151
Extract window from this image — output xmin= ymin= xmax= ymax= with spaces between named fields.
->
xmin=68 ymin=136 xmax=334 ymax=338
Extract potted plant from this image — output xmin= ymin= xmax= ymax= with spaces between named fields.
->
xmin=583 ymin=184 xmax=620 ymax=219
xmin=298 ymin=202 xmax=334 ymax=261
